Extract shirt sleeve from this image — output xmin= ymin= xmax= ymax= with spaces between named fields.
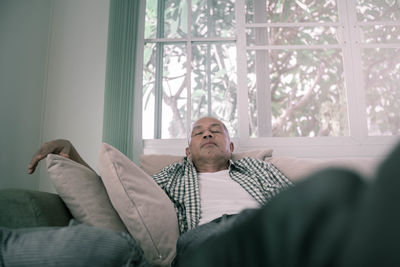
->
xmin=151 ymin=161 xmax=185 ymax=189
xmin=151 ymin=163 xmax=176 ymax=189
xmin=268 ymin=161 xmax=293 ymax=186
xmin=151 ymin=161 xmax=187 ymax=233
xmin=249 ymin=157 xmax=294 ymax=195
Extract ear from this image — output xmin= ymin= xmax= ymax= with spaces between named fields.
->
xmin=230 ymin=142 xmax=234 ymax=153
xmin=185 ymin=147 xmax=191 ymax=158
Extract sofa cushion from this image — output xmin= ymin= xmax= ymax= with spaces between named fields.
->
xmin=268 ymin=157 xmax=379 ymax=182
xmin=98 ymin=143 xmax=179 ymax=267
xmin=46 ymin=154 xmax=127 ymax=232
xmin=0 ymin=189 xmax=71 ymax=228
xmin=140 ymin=149 xmax=273 ymax=176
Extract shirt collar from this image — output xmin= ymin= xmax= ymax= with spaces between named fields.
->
xmin=183 ymin=156 xmax=236 ymax=172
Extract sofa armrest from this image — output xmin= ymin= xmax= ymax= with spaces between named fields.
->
xmin=0 ymin=189 xmax=72 ymax=228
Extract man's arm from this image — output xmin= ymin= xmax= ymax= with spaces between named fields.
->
xmin=151 ymin=163 xmax=177 ymax=189
xmin=151 ymin=161 xmax=186 ymax=191
xmin=28 ymin=139 xmax=94 ymax=174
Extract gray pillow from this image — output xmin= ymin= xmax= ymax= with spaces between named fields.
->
xmin=46 ymin=154 xmax=127 ymax=232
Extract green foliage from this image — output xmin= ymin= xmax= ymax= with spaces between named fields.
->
xmin=144 ymin=0 xmax=157 ymax=39
xmin=363 ymin=48 xmax=400 ymax=135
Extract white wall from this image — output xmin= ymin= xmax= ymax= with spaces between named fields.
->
xmin=0 ymin=0 xmax=51 ymax=190
xmin=39 ymin=0 xmax=110 ymax=192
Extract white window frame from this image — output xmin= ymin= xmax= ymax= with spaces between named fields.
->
xmin=138 ymin=0 xmax=400 ymax=158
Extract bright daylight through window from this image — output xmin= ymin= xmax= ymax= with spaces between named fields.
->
xmin=142 ymin=0 xmax=400 ymax=144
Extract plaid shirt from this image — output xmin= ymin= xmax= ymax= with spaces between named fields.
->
xmin=152 ymin=157 xmax=293 ymax=234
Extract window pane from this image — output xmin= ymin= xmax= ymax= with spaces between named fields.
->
xmin=145 ymin=0 xmax=157 ymax=39
xmin=247 ymin=50 xmax=259 ymax=138
xmin=246 ymin=0 xmax=338 ymax=23
xmin=360 ymin=25 xmax=400 ymax=44
xmin=142 ymin=43 xmax=156 ymax=139
xmin=191 ymin=43 xmax=237 ymax=136
xmin=192 ymin=0 xmax=235 ymax=38
xmin=145 ymin=0 xmax=187 ymax=39
xmin=356 ymin=0 xmax=400 ymax=22
xmin=248 ymin=49 xmax=349 ymax=137
xmin=163 ymin=0 xmax=187 ymax=38
xmin=246 ymin=26 xmax=341 ymax=46
xmin=161 ymin=44 xmax=187 ymax=139
xmin=363 ymin=48 xmax=400 ymax=136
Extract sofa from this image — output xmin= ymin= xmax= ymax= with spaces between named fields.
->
xmin=0 ymin=144 xmax=380 ymax=266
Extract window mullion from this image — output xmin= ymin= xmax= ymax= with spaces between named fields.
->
xmin=247 ymin=22 xmax=342 ymax=27
xmin=337 ymin=0 xmax=368 ymax=141
xmin=235 ymin=0 xmax=249 ymax=144
xmin=207 ymin=0 xmax=212 ymax=115
xmin=155 ymin=0 xmax=165 ymax=139
xmin=154 ymin=44 xmax=164 ymax=139
xmin=186 ymin=0 xmax=192 ymax=134
xmin=254 ymin=0 xmax=272 ymax=137
xmin=247 ymin=44 xmax=343 ymax=50
xmin=146 ymin=37 xmax=236 ymax=43
xmin=357 ymin=21 xmax=400 ymax=26
xmin=207 ymin=44 xmax=212 ymax=115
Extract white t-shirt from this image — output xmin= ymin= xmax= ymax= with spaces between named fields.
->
xmin=198 ymin=170 xmax=260 ymax=225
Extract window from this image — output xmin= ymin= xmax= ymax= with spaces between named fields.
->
xmin=245 ymin=0 xmax=347 ymax=138
xmin=141 ymin=0 xmax=400 ymax=156
xmin=143 ymin=0 xmax=237 ymax=139
xmin=354 ymin=0 xmax=400 ymax=136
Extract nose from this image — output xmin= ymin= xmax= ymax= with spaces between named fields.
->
xmin=202 ymin=130 xmax=213 ymax=139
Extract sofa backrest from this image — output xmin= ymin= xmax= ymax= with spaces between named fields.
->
xmin=139 ymin=149 xmax=273 ymax=176
xmin=266 ymin=157 xmax=380 ymax=182
xmin=139 ymin=151 xmax=381 ymax=183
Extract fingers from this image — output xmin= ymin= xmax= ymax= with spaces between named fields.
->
xmin=59 ymin=153 xmax=70 ymax=158
xmin=27 ymin=140 xmax=72 ymax=174
xmin=27 ymin=153 xmax=47 ymax=174
xmin=27 ymin=165 xmax=35 ymax=174
xmin=60 ymin=145 xmax=71 ymax=158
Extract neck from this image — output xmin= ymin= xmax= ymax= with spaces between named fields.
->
xmin=193 ymin=159 xmax=230 ymax=173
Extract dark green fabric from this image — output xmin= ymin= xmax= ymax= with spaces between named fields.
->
xmin=339 ymin=142 xmax=400 ymax=266
xmin=179 ymin=142 xmax=400 ymax=267
xmin=180 ymin=168 xmax=366 ymax=267
xmin=0 ymin=189 xmax=71 ymax=228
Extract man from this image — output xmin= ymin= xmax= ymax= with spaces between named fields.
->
xmin=150 ymin=117 xmax=293 ymax=264
xmin=25 ymin=117 xmax=293 ymax=265
xmin=152 ymin=117 xmax=293 ymax=232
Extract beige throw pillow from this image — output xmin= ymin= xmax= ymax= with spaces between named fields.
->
xmin=140 ymin=149 xmax=273 ymax=176
xmin=98 ymin=143 xmax=179 ymax=267
xmin=46 ymin=154 xmax=127 ymax=232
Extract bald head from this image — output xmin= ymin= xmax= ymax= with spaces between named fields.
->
xmin=188 ymin=117 xmax=230 ymax=144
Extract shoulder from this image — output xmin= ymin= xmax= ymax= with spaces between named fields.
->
xmin=233 ymin=157 xmax=282 ymax=175
xmin=152 ymin=157 xmax=191 ymax=179
xmin=234 ymin=157 xmax=293 ymax=186
xmin=234 ymin=157 xmax=272 ymax=168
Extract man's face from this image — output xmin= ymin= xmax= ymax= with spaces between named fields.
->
xmin=186 ymin=117 xmax=234 ymax=164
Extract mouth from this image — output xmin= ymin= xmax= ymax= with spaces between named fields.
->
xmin=201 ymin=141 xmax=216 ymax=148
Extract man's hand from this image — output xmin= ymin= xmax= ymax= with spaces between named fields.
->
xmin=28 ymin=139 xmax=92 ymax=174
